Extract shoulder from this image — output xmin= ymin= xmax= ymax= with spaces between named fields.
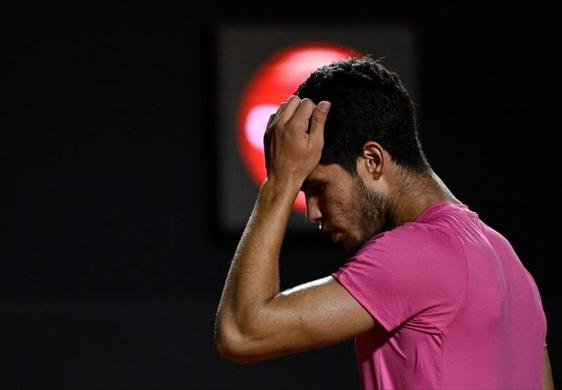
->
xmin=356 ymin=221 xmax=462 ymax=260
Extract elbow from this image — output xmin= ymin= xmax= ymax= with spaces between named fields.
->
xmin=215 ymin=340 xmax=255 ymax=364
xmin=214 ymin=329 xmax=241 ymax=362
xmin=214 ymin=325 xmax=263 ymax=364
xmin=214 ymin=335 xmax=238 ymax=362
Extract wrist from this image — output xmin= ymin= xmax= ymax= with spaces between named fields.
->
xmin=261 ymin=175 xmax=302 ymax=200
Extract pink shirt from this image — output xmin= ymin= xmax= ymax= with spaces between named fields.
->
xmin=331 ymin=201 xmax=547 ymax=390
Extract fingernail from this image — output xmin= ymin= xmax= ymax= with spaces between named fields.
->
xmin=318 ymin=101 xmax=331 ymax=113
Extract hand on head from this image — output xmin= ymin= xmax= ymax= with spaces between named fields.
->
xmin=263 ymin=95 xmax=331 ymax=188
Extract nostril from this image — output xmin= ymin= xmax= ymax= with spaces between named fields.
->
xmin=305 ymin=197 xmax=322 ymax=224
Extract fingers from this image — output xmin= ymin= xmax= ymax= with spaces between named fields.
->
xmin=269 ymin=95 xmax=330 ymax=142
xmin=266 ymin=113 xmax=275 ymax=128
xmin=308 ymin=101 xmax=330 ymax=143
xmin=265 ymin=97 xmax=295 ymax=135
xmin=268 ymin=95 xmax=300 ymax=127
xmin=275 ymin=95 xmax=301 ymax=126
xmin=265 ymin=113 xmax=276 ymax=136
xmin=290 ymin=98 xmax=316 ymax=128
xmin=263 ymin=124 xmax=271 ymax=174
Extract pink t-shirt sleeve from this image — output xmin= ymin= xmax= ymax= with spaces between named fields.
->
xmin=331 ymin=224 xmax=467 ymax=333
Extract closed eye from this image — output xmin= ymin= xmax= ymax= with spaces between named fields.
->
xmin=302 ymin=182 xmax=325 ymax=196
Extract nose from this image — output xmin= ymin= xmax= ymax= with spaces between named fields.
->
xmin=305 ymin=195 xmax=322 ymax=224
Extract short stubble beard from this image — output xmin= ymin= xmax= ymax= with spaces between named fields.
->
xmin=345 ymin=176 xmax=394 ymax=252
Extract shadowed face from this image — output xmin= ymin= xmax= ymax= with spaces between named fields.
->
xmin=302 ymin=163 xmax=393 ymax=252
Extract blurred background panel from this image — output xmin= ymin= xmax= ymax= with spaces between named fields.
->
xmin=1 ymin=4 xmax=559 ymax=389
xmin=218 ymin=24 xmax=418 ymax=232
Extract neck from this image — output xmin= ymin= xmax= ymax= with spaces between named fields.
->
xmin=389 ymin=168 xmax=462 ymax=228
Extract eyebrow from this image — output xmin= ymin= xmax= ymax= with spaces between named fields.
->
xmin=300 ymin=179 xmax=321 ymax=192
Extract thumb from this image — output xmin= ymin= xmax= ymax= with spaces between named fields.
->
xmin=309 ymin=101 xmax=330 ymax=142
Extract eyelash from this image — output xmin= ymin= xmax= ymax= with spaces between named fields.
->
xmin=308 ymin=184 xmax=325 ymax=194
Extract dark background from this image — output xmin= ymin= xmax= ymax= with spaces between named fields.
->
xmin=2 ymin=5 xmax=559 ymax=389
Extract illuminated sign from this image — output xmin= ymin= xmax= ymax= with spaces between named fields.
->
xmin=236 ymin=43 xmax=360 ymax=214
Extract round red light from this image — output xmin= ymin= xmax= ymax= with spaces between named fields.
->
xmin=237 ymin=43 xmax=360 ymax=214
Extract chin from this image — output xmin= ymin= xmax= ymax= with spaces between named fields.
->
xmin=343 ymin=231 xmax=378 ymax=252
xmin=341 ymin=238 xmax=363 ymax=253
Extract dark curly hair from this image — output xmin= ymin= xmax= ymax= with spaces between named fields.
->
xmin=295 ymin=55 xmax=431 ymax=175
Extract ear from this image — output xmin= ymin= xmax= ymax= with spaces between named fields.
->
xmin=357 ymin=141 xmax=384 ymax=180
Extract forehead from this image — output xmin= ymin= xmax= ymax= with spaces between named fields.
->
xmin=307 ymin=163 xmax=350 ymax=181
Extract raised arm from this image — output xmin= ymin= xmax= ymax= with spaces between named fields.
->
xmin=214 ymin=96 xmax=381 ymax=363
xmin=544 ymin=347 xmax=554 ymax=390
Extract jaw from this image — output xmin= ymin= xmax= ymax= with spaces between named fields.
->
xmin=339 ymin=230 xmax=365 ymax=252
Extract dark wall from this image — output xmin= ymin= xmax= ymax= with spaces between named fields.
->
xmin=2 ymin=5 xmax=559 ymax=389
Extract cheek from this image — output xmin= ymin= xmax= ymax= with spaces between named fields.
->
xmin=321 ymin=190 xmax=352 ymax=221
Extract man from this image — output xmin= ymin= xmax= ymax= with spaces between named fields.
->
xmin=215 ymin=56 xmax=553 ymax=389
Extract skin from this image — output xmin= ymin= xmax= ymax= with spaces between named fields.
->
xmin=214 ymin=96 xmax=553 ymax=386
xmin=544 ymin=348 xmax=555 ymax=389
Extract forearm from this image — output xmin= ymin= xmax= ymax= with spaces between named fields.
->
xmin=216 ymin=178 xmax=299 ymax=337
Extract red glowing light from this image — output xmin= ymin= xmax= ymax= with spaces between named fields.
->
xmin=237 ymin=43 xmax=360 ymax=214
